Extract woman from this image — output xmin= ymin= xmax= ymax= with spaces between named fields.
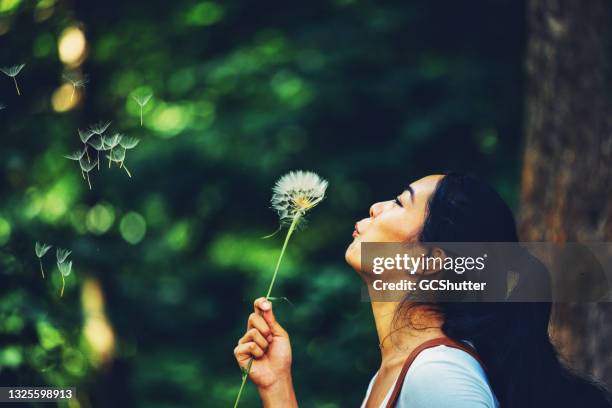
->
xmin=234 ymin=173 xmax=612 ymax=407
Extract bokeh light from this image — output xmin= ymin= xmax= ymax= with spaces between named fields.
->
xmin=33 ymin=33 xmax=55 ymax=57
xmin=164 ymin=220 xmax=191 ymax=251
xmin=51 ymin=82 xmax=79 ymax=112
xmin=184 ymin=2 xmax=224 ymax=26
xmin=36 ymin=320 xmax=64 ymax=350
xmin=58 ymin=26 xmax=86 ymax=66
xmin=150 ymin=103 xmax=192 ymax=137
xmin=82 ymin=278 xmax=115 ymax=367
xmin=0 ymin=216 xmax=11 ymax=246
xmin=86 ymin=203 xmax=115 ymax=235
xmin=0 ymin=0 xmax=22 ymax=14
xmin=0 ymin=346 xmax=22 ymax=368
xmin=119 ymin=212 xmax=147 ymax=244
xmin=39 ymin=176 xmax=80 ymax=224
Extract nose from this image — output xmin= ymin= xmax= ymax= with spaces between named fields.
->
xmin=369 ymin=201 xmax=385 ymax=218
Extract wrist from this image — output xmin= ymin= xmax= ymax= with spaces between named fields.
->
xmin=258 ymin=375 xmax=297 ymax=408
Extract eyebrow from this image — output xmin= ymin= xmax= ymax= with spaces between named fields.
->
xmin=404 ymin=185 xmax=415 ymax=203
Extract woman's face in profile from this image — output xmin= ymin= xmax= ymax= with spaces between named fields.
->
xmin=345 ymin=174 xmax=443 ymax=272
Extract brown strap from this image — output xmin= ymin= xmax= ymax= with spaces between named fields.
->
xmin=384 ymin=337 xmax=486 ymax=408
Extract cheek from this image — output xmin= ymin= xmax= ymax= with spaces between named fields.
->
xmin=373 ymin=215 xmax=411 ymax=241
xmin=402 ymin=213 xmax=424 ymax=240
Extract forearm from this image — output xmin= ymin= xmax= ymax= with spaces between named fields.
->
xmin=258 ymin=376 xmax=298 ymax=408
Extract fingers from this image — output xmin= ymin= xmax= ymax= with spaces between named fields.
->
xmin=239 ymin=328 xmax=269 ymax=350
xmin=253 ymin=297 xmax=288 ymax=338
xmin=234 ymin=342 xmax=265 ymax=366
xmin=248 ymin=312 xmax=272 ymax=340
xmin=253 ymin=297 xmax=271 ymax=314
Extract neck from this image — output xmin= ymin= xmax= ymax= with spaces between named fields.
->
xmin=370 ymin=301 xmax=445 ymax=367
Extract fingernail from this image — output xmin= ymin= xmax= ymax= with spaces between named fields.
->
xmin=261 ymin=301 xmax=271 ymax=310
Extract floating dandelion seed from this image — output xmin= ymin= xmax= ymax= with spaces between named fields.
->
xmin=87 ymin=135 xmax=105 ymax=171
xmin=119 ymin=136 xmax=140 ymax=150
xmin=88 ymin=121 xmax=112 ymax=136
xmin=87 ymin=135 xmax=104 ymax=150
xmin=64 ymin=149 xmax=86 ymax=161
xmin=35 ymin=242 xmax=52 ymax=279
xmin=56 ymin=248 xmax=72 ymax=264
xmin=0 ymin=104 xmax=5 ymax=110
xmin=63 ymin=73 xmax=88 ymax=102
xmin=132 ymin=93 xmax=152 ymax=126
xmin=78 ymin=128 xmax=94 ymax=144
xmin=56 ymin=248 xmax=73 ymax=296
xmin=65 ymin=148 xmax=87 ymax=179
xmin=233 ymin=170 xmax=328 ymax=408
xmin=57 ymin=260 xmax=72 ymax=297
xmin=1 ymin=64 xmax=25 ymax=95
xmin=78 ymin=128 xmax=94 ymax=162
xmin=106 ymin=146 xmax=132 ymax=177
xmin=79 ymin=156 xmax=98 ymax=189
xmin=103 ymin=133 xmax=122 ymax=168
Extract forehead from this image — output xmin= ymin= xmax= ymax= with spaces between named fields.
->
xmin=403 ymin=174 xmax=444 ymax=201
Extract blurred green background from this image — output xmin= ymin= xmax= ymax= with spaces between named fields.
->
xmin=0 ymin=0 xmax=525 ymax=406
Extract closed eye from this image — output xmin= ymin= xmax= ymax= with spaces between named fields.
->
xmin=394 ymin=197 xmax=403 ymax=207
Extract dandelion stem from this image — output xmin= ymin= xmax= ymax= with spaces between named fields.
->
xmin=140 ymin=106 xmax=143 ymax=126
xmin=109 ymin=148 xmax=113 ymax=168
xmin=97 ymin=150 xmax=100 ymax=171
xmin=123 ymin=163 xmax=132 ymax=178
xmin=265 ymin=214 xmax=300 ymax=298
xmin=60 ymin=275 xmax=65 ymax=297
xmin=234 ymin=360 xmax=253 ymax=408
xmin=86 ymin=172 xmax=92 ymax=190
xmin=13 ymin=77 xmax=20 ymax=96
xmin=233 ymin=213 xmax=301 ymax=408
xmin=70 ymin=86 xmax=75 ymax=102
xmin=39 ymin=259 xmax=45 ymax=279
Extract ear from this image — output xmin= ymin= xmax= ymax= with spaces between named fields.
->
xmin=421 ymin=247 xmax=447 ymax=276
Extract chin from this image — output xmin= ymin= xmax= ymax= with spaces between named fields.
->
xmin=344 ymin=240 xmax=361 ymax=271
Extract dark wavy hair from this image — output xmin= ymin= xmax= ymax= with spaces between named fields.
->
xmin=395 ymin=172 xmax=612 ymax=408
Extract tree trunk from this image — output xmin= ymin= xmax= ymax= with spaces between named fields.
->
xmin=520 ymin=0 xmax=612 ymax=387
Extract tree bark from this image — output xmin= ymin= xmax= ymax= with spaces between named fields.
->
xmin=520 ymin=0 xmax=612 ymax=387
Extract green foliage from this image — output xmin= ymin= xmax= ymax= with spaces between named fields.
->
xmin=0 ymin=0 xmax=525 ymax=406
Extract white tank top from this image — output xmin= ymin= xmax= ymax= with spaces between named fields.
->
xmin=360 ymin=344 xmax=499 ymax=408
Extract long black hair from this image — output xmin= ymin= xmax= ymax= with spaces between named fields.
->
xmin=397 ymin=172 xmax=611 ymax=408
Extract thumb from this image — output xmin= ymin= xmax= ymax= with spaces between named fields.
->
xmin=257 ymin=299 xmax=288 ymax=337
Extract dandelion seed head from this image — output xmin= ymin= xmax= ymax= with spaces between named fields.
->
xmin=56 ymin=248 xmax=72 ymax=263
xmin=1 ymin=64 xmax=25 ymax=77
xmin=35 ymin=242 xmax=52 ymax=258
xmin=271 ymin=170 xmax=328 ymax=223
xmin=58 ymin=260 xmax=72 ymax=277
